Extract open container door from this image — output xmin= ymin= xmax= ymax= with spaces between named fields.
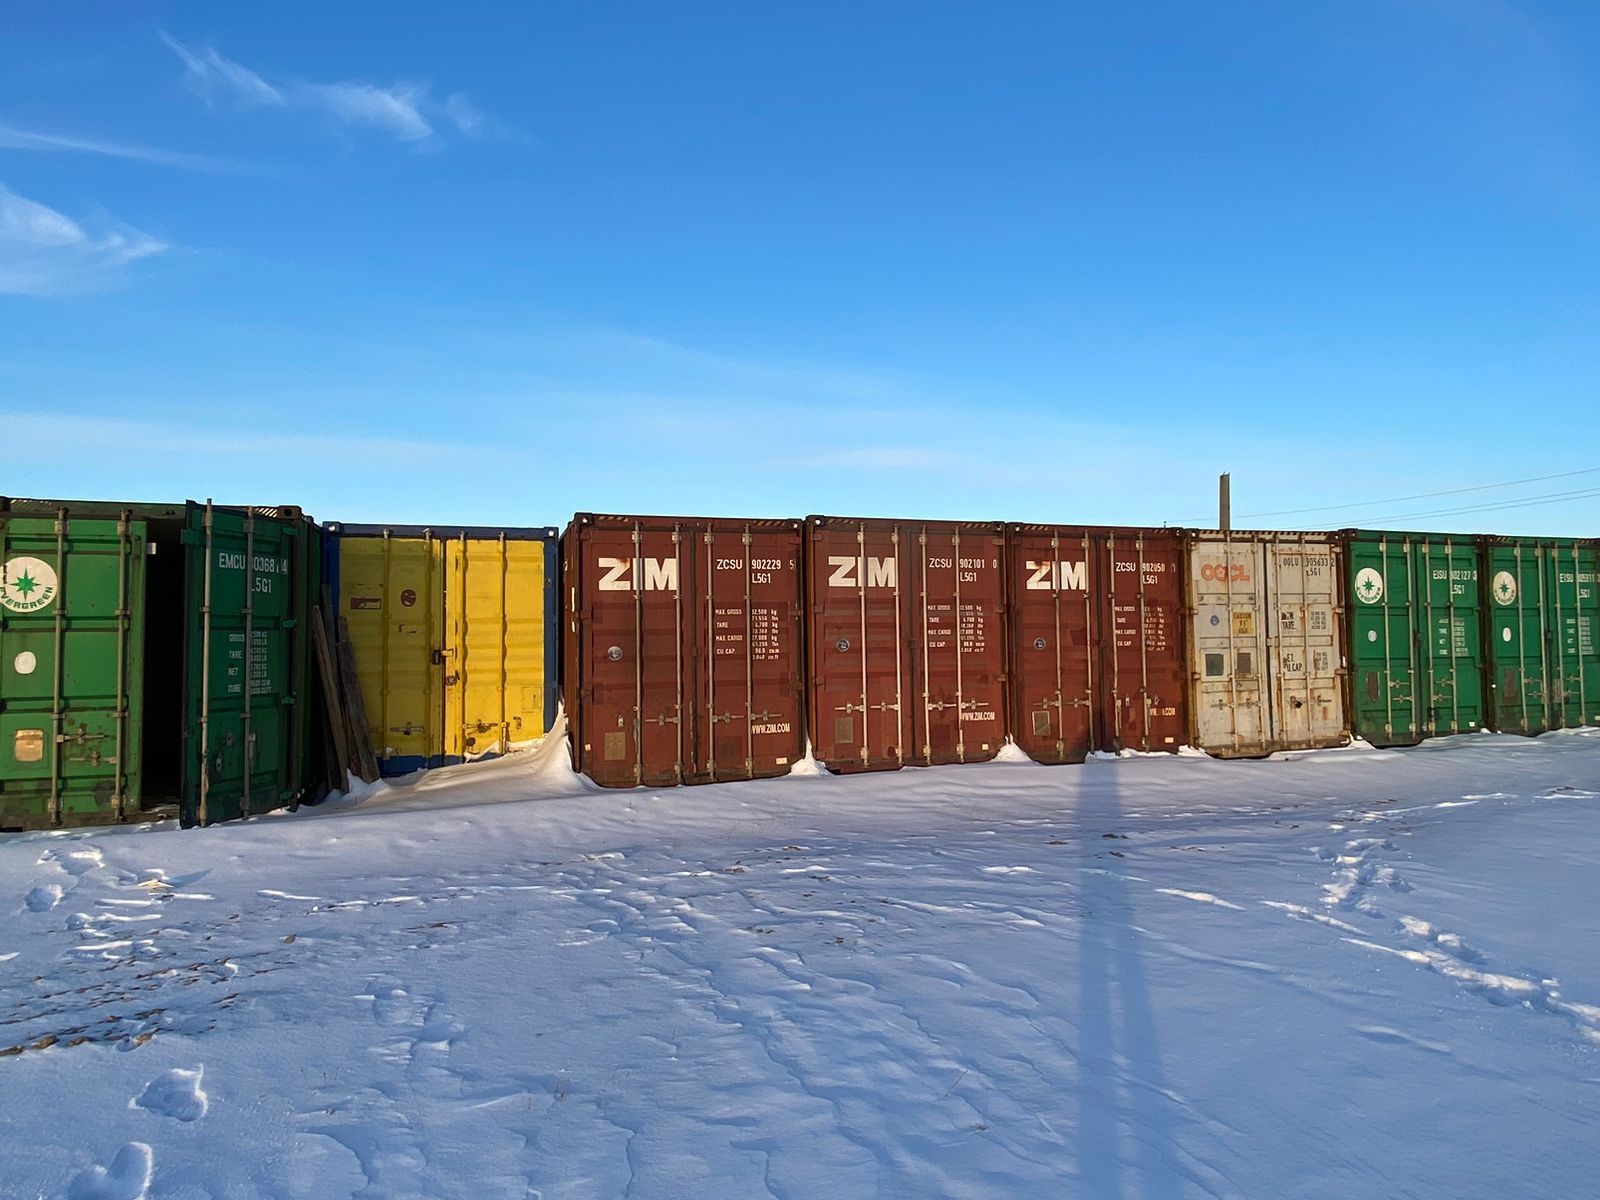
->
xmin=181 ymin=502 xmax=312 ymax=827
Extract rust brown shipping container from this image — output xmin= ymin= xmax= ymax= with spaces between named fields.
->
xmin=563 ymin=514 xmax=806 ymax=788
xmin=805 ymin=516 xmax=1007 ymax=772
xmin=1004 ymin=525 xmax=1188 ymax=762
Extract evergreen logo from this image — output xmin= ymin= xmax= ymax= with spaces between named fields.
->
xmin=1354 ymin=567 xmax=1384 ymax=604
xmin=1 ymin=556 xmax=59 ymax=613
xmin=1491 ymin=571 xmax=1518 ymax=607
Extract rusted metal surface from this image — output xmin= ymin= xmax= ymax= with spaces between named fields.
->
xmin=1185 ymin=531 xmax=1347 ymax=757
xmin=563 ymin=514 xmax=805 ymax=788
xmin=805 ymin=516 xmax=1007 ymax=772
xmin=1005 ymin=526 xmax=1187 ymax=762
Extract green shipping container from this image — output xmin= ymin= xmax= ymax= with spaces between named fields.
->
xmin=1481 ymin=537 xmax=1600 ymax=735
xmin=0 ymin=498 xmax=323 ymax=830
xmin=1341 ymin=531 xmax=1485 ymax=746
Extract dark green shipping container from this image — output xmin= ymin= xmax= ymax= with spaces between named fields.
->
xmin=1481 ymin=537 xmax=1600 ymax=735
xmin=0 ymin=498 xmax=324 ymax=830
xmin=1340 ymin=531 xmax=1486 ymax=746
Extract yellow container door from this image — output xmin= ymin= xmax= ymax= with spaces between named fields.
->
xmin=339 ymin=535 xmax=444 ymax=770
xmin=444 ymin=536 xmax=548 ymax=760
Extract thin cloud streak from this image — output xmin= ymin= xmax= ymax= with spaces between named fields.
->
xmin=0 ymin=184 xmax=167 ymax=296
xmin=0 ymin=122 xmax=265 ymax=176
xmin=160 ymin=34 xmax=494 ymax=147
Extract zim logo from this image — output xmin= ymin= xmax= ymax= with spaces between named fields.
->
xmin=597 ymin=557 xmax=679 ymax=592
xmin=1354 ymin=567 xmax=1384 ymax=605
xmin=1 ymin=556 xmax=59 ymax=614
xmin=1024 ymin=561 xmax=1087 ymax=591
xmin=1491 ymin=571 xmax=1518 ymax=606
xmin=827 ymin=556 xmax=898 ymax=588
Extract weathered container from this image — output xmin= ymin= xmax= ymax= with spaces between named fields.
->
xmin=1005 ymin=525 xmax=1187 ymax=762
xmin=0 ymin=497 xmax=322 ymax=830
xmin=805 ymin=516 xmax=1007 ymax=772
xmin=1480 ymin=537 xmax=1600 ymax=734
xmin=1340 ymin=531 xmax=1485 ymax=746
xmin=324 ymin=524 xmax=560 ymax=776
xmin=1184 ymin=531 xmax=1347 ymax=757
xmin=563 ymin=514 xmax=806 ymax=788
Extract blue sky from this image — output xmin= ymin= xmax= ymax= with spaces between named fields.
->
xmin=2 ymin=2 xmax=1598 ymax=533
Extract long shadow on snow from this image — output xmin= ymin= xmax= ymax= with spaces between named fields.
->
xmin=1075 ymin=760 xmax=1186 ymax=1199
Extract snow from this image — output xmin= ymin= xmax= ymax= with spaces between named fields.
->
xmin=3 ymin=730 xmax=1599 ymax=1199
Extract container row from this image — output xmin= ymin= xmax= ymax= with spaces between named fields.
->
xmin=3 ymin=497 xmax=1596 ymax=830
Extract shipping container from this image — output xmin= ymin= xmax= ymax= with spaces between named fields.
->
xmin=0 ymin=498 xmax=322 ymax=830
xmin=1339 ymin=531 xmax=1486 ymax=746
xmin=324 ymin=524 xmax=560 ymax=776
xmin=805 ymin=516 xmax=1007 ymax=772
xmin=1184 ymin=531 xmax=1347 ymax=757
xmin=1004 ymin=525 xmax=1187 ymax=762
xmin=563 ymin=514 xmax=806 ymax=788
xmin=1480 ymin=537 xmax=1600 ymax=734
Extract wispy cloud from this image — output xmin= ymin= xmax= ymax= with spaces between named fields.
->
xmin=0 ymin=184 xmax=167 ymax=296
xmin=0 ymin=122 xmax=262 ymax=175
xmin=161 ymin=34 xmax=495 ymax=147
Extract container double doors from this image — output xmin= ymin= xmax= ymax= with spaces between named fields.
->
xmin=1187 ymin=535 xmax=1346 ymax=756
xmin=183 ymin=504 xmax=312 ymax=827
xmin=1484 ymin=540 xmax=1600 ymax=734
xmin=806 ymin=518 xmax=1007 ymax=772
xmin=0 ymin=512 xmax=146 ymax=828
xmin=335 ymin=527 xmax=558 ymax=775
xmin=564 ymin=516 xmax=806 ymax=788
xmin=1345 ymin=535 xmax=1484 ymax=746
xmin=1006 ymin=527 xmax=1186 ymax=762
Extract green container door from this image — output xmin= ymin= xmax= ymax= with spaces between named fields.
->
xmin=1547 ymin=542 xmax=1600 ymax=728
xmin=1484 ymin=540 xmax=1556 ymax=734
xmin=1344 ymin=533 xmax=1485 ymax=747
xmin=0 ymin=513 xmax=146 ymax=828
xmin=181 ymin=504 xmax=312 ymax=826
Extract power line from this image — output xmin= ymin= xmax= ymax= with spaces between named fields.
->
xmin=1281 ymin=484 xmax=1600 ymax=529
xmin=1233 ymin=465 xmax=1600 ymax=520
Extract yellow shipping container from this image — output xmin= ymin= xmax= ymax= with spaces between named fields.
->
xmin=326 ymin=524 xmax=560 ymax=775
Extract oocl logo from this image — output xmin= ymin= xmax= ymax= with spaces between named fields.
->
xmin=1 ymin=556 xmax=59 ymax=614
xmin=1354 ymin=567 xmax=1384 ymax=605
xmin=1199 ymin=562 xmax=1249 ymax=583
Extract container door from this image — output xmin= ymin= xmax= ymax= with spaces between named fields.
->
xmin=808 ymin=520 xmax=910 ymax=771
xmin=1188 ymin=537 xmax=1268 ymax=755
xmin=1346 ymin=537 xmax=1418 ymax=745
xmin=911 ymin=526 xmax=1005 ymax=765
xmin=1 ymin=514 xmax=145 ymax=829
xmin=339 ymin=534 xmax=443 ymax=773
xmin=1417 ymin=541 xmax=1484 ymax=737
xmin=1547 ymin=542 xmax=1600 ymax=729
xmin=1100 ymin=531 xmax=1186 ymax=753
xmin=443 ymin=536 xmax=550 ymax=762
xmin=569 ymin=521 xmax=690 ymax=786
xmin=182 ymin=505 xmax=304 ymax=826
xmin=1006 ymin=528 xmax=1096 ymax=763
xmin=1485 ymin=542 xmax=1551 ymax=734
xmin=1267 ymin=540 xmax=1344 ymax=749
xmin=696 ymin=523 xmax=806 ymax=781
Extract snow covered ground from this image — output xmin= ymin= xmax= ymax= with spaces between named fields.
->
xmin=4 ymin=728 xmax=1599 ymax=1200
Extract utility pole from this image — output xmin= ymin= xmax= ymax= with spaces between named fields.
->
xmin=1219 ymin=472 xmax=1231 ymax=532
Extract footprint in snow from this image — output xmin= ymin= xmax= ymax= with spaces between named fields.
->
xmin=69 ymin=1143 xmax=154 ymax=1200
xmin=25 ymin=884 xmax=63 ymax=912
xmin=133 ymin=1066 xmax=209 ymax=1123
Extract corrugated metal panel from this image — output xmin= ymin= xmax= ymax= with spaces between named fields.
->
xmin=1341 ymin=531 xmax=1484 ymax=746
xmin=0 ymin=510 xmax=146 ymax=829
xmin=1185 ymin=532 xmax=1346 ymax=757
xmin=327 ymin=524 xmax=559 ymax=776
xmin=1482 ymin=537 xmax=1600 ymax=734
xmin=1005 ymin=525 xmax=1187 ymax=762
xmin=563 ymin=514 xmax=805 ymax=788
xmin=805 ymin=516 xmax=1007 ymax=772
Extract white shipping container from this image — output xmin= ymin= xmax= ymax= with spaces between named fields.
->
xmin=1186 ymin=533 xmax=1347 ymax=756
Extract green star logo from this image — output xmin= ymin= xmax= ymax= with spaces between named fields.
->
xmin=13 ymin=570 xmax=36 ymax=598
